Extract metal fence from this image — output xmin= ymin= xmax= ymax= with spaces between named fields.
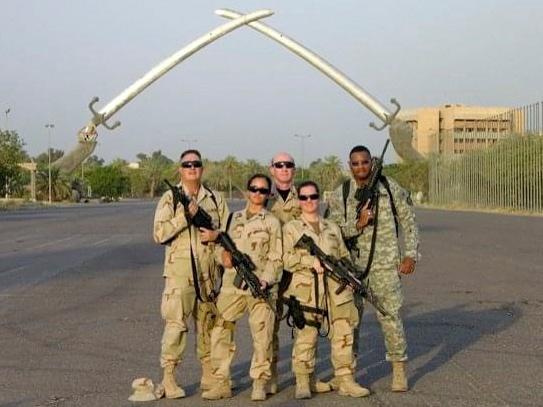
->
xmin=429 ymin=101 xmax=543 ymax=213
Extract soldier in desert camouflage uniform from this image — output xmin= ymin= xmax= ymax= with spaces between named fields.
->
xmin=264 ymin=152 xmax=300 ymax=394
xmin=202 ymin=174 xmax=283 ymax=402
xmin=326 ymin=145 xmax=419 ymax=392
xmin=153 ymin=150 xmax=229 ymax=398
xmin=283 ymin=181 xmax=370 ymax=399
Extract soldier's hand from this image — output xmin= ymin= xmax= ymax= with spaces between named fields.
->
xmin=259 ymin=280 xmax=269 ymax=291
xmin=221 ymin=251 xmax=233 ymax=268
xmin=200 ymin=227 xmax=219 ymax=244
xmin=398 ymin=257 xmax=416 ymax=275
xmin=313 ymin=258 xmax=324 ymax=274
xmin=356 ymin=200 xmax=374 ymax=230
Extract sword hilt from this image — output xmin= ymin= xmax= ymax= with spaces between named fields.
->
xmin=89 ymin=97 xmax=121 ymax=130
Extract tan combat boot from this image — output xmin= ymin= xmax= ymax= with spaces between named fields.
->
xmin=251 ymin=379 xmax=267 ymax=401
xmin=337 ymin=375 xmax=370 ymax=398
xmin=295 ymin=373 xmax=311 ymax=399
xmin=201 ymin=380 xmax=232 ymax=400
xmin=310 ymin=373 xmax=332 ymax=393
xmin=391 ymin=361 xmax=408 ymax=392
xmin=200 ymin=359 xmax=213 ymax=391
xmin=162 ymin=365 xmax=185 ymax=399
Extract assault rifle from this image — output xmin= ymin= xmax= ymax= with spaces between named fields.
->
xmin=164 ymin=179 xmax=213 ymax=229
xmin=217 ymin=232 xmax=278 ymax=317
xmin=354 ymin=138 xmax=390 ymax=218
xmin=295 ymin=234 xmax=388 ymax=317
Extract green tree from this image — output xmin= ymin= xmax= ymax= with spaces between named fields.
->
xmin=87 ymin=165 xmax=129 ymax=199
xmin=137 ymin=151 xmax=173 ymax=198
xmin=35 ymin=166 xmax=72 ymax=201
xmin=0 ymin=130 xmax=28 ymax=198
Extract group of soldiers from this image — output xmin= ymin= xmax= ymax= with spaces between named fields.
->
xmin=148 ymin=145 xmax=420 ymax=401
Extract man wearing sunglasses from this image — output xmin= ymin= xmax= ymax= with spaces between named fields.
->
xmin=203 ymin=174 xmax=282 ymax=401
xmin=153 ymin=149 xmax=229 ymax=398
xmin=325 ymin=145 xmax=420 ymax=393
xmin=265 ymin=152 xmax=303 ymax=394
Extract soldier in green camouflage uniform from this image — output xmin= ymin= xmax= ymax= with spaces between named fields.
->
xmin=326 ymin=145 xmax=419 ymax=392
xmin=265 ymin=152 xmax=301 ymax=394
xmin=202 ymin=174 xmax=283 ymax=402
xmin=283 ymin=181 xmax=370 ymax=399
xmin=153 ymin=150 xmax=229 ymax=398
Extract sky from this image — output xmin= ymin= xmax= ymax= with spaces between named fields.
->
xmin=2 ymin=0 xmax=542 ymax=167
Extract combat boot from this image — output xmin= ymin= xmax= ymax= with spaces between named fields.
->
xmin=310 ymin=373 xmax=331 ymax=393
xmin=328 ymin=375 xmax=341 ymax=391
xmin=295 ymin=373 xmax=311 ymax=399
xmin=391 ymin=361 xmax=408 ymax=392
xmin=337 ymin=375 xmax=370 ymax=398
xmin=200 ymin=359 xmax=213 ymax=390
xmin=162 ymin=365 xmax=185 ymax=399
xmin=201 ymin=380 xmax=231 ymax=400
xmin=251 ymin=379 xmax=267 ymax=401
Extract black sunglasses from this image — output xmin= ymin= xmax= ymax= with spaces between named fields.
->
xmin=181 ymin=160 xmax=203 ymax=169
xmin=273 ymin=161 xmax=295 ymax=169
xmin=298 ymin=193 xmax=319 ymax=201
xmin=248 ymin=186 xmax=270 ymax=195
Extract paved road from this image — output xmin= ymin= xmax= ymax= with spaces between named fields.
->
xmin=0 ymin=201 xmax=541 ymax=407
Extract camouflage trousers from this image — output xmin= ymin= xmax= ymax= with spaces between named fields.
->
xmin=292 ymin=300 xmax=358 ymax=377
xmin=159 ymin=276 xmax=217 ymax=368
xmin=353 ymin=266 xmax=408 ymax=362
xmin=210 ymin=289 xmax=275 ymax=381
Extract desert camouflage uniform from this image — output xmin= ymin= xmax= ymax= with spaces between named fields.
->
xmin=326 ymin=177 xmax=419 ymax=362
xmin=283 ymin=217 xmax=359 ymax=378
xmin=209 ymin=206 xmax=283 ymax=382
xmin=265 ymin=184 xmax=301 ymax=386
xmin=153 ymin=184 xmax=229 ymax=370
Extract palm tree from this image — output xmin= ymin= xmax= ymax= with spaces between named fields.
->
xmin=35 ymin=167 xmax=72 ymax=202
xmin=137 ymin=151 xmax=173 ymax=198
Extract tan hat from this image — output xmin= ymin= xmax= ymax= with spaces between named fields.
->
xmin=128 ymin=377 xmax=164 ymax=402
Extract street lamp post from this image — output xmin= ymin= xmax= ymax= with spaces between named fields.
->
xmin=181 ymin=137 xmax=198 ymax=149
xmin=4 ymin=108 xmax=10 ymax=130
xmin=294 ymin=134 xmax=311 ymax=179
xmin=45 ymin=124 xmax=54 ymax=204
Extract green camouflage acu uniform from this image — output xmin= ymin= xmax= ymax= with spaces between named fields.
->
xmin=283 ymin=217 xmax=359 ymax=378
xmin=326 ymin=177 xmax=419 ymax=362
xmin=153 ymin=185 xmax=229 ymax=370
xmin=209 ymin=207 xmax=283 ymax=382
xmin=265 ymin=184 xmax=301 ymax=387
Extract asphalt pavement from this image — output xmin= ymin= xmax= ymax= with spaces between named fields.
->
xmin=0 ymin=200 xmax=541 ymax=407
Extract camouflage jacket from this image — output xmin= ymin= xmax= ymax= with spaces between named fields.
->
xmin=326 ymin=177 xmax=419 ymax=269
xmin=218 ymin=206 xmax=283 ymax=291
xmin=153 ymin=184 xmax=229 ymax=281
xmin=282 ymin=217 xmax=354 ymax=307
xmin=266 ymin=184 xmax=301 ymax=225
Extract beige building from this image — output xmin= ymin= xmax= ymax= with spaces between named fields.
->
xmin=398 ymin=104 xmax=522 ymax=156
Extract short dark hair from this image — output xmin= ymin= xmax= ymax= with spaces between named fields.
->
xmin=296 ymin=180 xmax=320 ymax=196
xmin=180 ymin=149 xmax=202 ymax=161
xmin=247 ymin=173 xmax=272 ymax=190
xmin=349 ymin=145 xmax=371 ymax=159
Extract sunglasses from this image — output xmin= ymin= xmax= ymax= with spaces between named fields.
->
xmin=298 ymin=193 xmax=319 ymax=201
xmin=350 ymin=160 xmax=371 ymax=167
xmin=248 ymin=186 xmax=270 ymax=195
xmin=272 ymin=161 xmax=295 ymax=169
xmin=181 ymin=160 xmax=203 ymax=169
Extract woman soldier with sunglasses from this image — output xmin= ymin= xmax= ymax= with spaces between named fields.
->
xmin=153 ymin=150 xmax=229 ymax=399
xmin=202 ymin=174 xmax=283 ymax=402
xmin=282 ymin=181 xmax=370 ymax=399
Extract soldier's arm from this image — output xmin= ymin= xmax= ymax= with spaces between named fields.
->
xmin=325 ymin=185 xmax=360 ymax=239
xmin=390 ymin=179 xmax=420 ymax=261
xmin=153 ymin=191 xmax=189 ymax=244
xmin=260 ymin=216 xmax=283 ymax=285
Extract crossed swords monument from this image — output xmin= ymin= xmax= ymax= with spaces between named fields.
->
xmin=52 ymin=8 xmax=422 ymax=174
